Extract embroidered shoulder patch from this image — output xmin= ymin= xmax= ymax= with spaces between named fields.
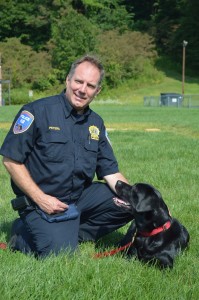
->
xmin=13 ymin=110 xmax=34 ymax=134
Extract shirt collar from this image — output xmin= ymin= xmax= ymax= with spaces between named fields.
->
xmin=60 ymin=90 xmax=91 ymax=119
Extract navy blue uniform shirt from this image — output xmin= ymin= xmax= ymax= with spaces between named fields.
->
xmin=0 ymin=91 xmax=119 ymax=201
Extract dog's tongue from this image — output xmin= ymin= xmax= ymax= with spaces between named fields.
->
xmin=113 ymin=197 xmax=131 ymax=209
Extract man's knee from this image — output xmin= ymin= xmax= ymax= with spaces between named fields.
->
xmin=10 ymin=214 xmax=79 ymax=257
xmin=35 ymin=236 xmax=77 ymax=257
xmin=35 ymin=235 xmax=54 ymax=257
xmin=9 ymin=218 xmax=32 ymax=254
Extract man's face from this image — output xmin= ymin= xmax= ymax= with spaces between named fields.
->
xmin=66 ymin=61 xmax=101 ymax=113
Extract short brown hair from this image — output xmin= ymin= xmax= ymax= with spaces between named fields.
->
xmin=67 ymin=54 xmax=105 ymax=86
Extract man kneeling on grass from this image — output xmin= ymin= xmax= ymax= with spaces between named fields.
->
xmin=0 ymin=54 xmax=133 ymax=257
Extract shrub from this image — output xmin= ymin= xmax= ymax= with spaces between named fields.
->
xmin=0 ymin=38 xmax=53 ymax=89
xmin=96 ymin=30 xmax=158 ymax=87
xmin=51 ymin=8 xmax=98 ymax=81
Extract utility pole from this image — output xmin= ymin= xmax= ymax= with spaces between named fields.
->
xmin=0 ymin=53 xmax=2 ymax=106
xmin=182 ymin=40 xmax=188 ymax=96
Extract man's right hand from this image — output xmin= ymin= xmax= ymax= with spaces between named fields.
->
xmin=35 ymin=194 xmax=68 ymax=214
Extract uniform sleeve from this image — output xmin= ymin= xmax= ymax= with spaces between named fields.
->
xmin=96 ymin=123 xmax=119 ymax=179
xmin=0 ymin=105 xmax=36 ymax=163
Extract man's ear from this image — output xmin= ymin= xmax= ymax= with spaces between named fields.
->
xmin=95 ymin=86 xmax=101 ymax=96
xmin=66 ymin=76 xmax=69 ymax=87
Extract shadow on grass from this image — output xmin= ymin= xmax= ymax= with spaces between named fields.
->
xmin=155 ymin=56 xmax=199 ymax=85
xmin=0 ymin=220 xmax=13 ymax=242
xmin=95 ymin=230 xmax=125 ymax=252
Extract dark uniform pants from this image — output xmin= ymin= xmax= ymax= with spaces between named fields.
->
xmin=11 ymin=182 xmax=133 ymax=257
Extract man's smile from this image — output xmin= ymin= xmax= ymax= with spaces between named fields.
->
xmin=74 ymin=93 xmax=86 ymax=101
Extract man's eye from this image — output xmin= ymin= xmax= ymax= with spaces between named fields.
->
xmin=88 ymin=84 xmax=96 ymax=89
xmin=75 ymin=80 xmax=82 ymax=84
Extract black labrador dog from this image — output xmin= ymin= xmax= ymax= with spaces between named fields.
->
xmin=114 ymin=180 xmax=190 ymax=268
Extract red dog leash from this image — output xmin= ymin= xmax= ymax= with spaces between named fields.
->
xmin=93 ymin=220 xmax=172 ymax=259
xmin=0 ymin=242 xmax=7 ymax=250
xmin=93 ymin=230 xmax=137 ymax=258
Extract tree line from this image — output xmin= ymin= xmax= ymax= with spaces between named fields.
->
xmin=0 ymin=0 xmax=198 ymax=94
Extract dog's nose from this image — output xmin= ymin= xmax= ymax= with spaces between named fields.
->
xmin=116 ymin=180 xmax=122 ymax=187
xmin=115 ymin=180 xmax=122 ymax=191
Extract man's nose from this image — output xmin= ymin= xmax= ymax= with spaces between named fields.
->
xmin=79 ymin=83 xmax=87 ymax=93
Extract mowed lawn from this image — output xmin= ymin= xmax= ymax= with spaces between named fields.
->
xmin=0 ymin=104 xmax=198 ymax=300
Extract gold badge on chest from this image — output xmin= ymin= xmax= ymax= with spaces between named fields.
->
xmin=89 ymin=125 xmax=100 ymax=141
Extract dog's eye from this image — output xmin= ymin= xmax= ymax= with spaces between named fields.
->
xmin=145 ymin=212 xmax=154 ymax=220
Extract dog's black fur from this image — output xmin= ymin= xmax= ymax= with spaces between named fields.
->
xmin=114 ymin=180 xmax=190 ymax=269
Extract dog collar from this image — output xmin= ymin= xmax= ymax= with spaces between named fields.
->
xmin=139 ymin=220 xmax=171 ymax=237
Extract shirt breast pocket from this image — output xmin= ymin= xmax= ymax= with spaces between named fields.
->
xmin=82 ymin=140 xmax=98 ymax=177
xmin=84 ymin=140 xmax=98 ymax=155
xmin=41 ymin=132 xmax=69 ymax=162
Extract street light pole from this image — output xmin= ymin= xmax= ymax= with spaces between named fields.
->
xmin=182 ymin=40 xmax=188 ymax=96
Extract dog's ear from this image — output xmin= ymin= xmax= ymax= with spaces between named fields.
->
xmin=135 ymin=199 xmax=154 ymax=213
xmin=135 ymin=204 xmax=152 ymax=213
xmin=134 ymin=184 xmax=163 ymax=213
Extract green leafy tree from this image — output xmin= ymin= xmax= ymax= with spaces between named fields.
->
xmin=0 ymin=38 xmax=53 ymax=88
xmin=169 ymin=0 xmax=199 ymax=72
xmin=51 ymin=7 xmax=98 ymax=80
xmin=72 ymin=0 xmax=134 ymax=31
xmin=150 ymin=0 xmax=199 ymax=73
xmin=97 ymin=30 xmax=157 ymax=87
xmin=152 ymin=0 xmax=185 ymax=52
xmin=0 ymin=0 xmax=68 ymax=51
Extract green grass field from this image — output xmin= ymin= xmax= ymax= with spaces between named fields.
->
xmin=0 ymin=103 xmax=199 ymax=299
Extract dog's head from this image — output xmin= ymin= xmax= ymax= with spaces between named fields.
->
xmin=114 ymin=180 xmax=170 ymax=232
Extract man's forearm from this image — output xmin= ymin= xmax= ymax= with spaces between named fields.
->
xmin=2 ymin=156 xmax=45 ymax=203
xmin=103 ymin=172 xmax=129 ymax=194
xmin=2 ymin=157 xmax=68 ymax=214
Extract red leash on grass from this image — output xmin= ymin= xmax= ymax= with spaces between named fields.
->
xmin=0 ymin=240 xmax=133 ymax=256
xmin=93 ymin=230 xmax=137 ymax=258
xmin=0 ymin=242 xmax=7 ymax=250
xmin=0 ymin=240 xmax=134 ymax=256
